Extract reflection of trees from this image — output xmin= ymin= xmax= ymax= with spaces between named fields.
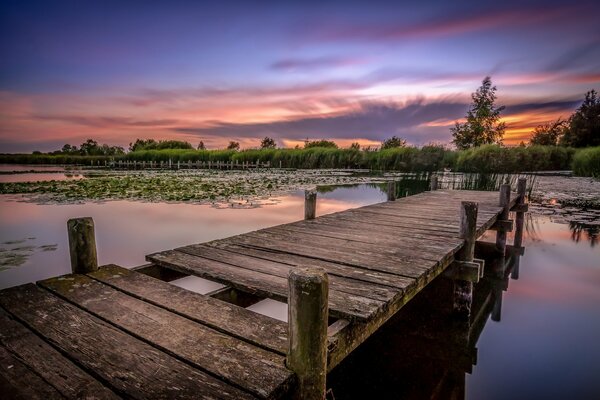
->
xmin=569 ymin=221 xmax=599 ymax=247
xmin=524 ymin=212 xmax=542 ymax=243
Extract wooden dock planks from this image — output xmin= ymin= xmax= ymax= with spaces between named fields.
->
xmin=0 ymin=188 xmax=521 ymax=399
xmin=147 ymin=190 xmax=515 ymax=324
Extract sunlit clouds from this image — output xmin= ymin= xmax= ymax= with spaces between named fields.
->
xmin=1 ymin=0 xmax=599 ymax=152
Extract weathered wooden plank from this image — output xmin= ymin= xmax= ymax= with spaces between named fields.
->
xmin=39 ymin=274 xmax=292 ymax=399
xmin=263 ymin=223 xmax=462 ymax=253
xmin=0 ymin=308 xmax=119 ymax=400
xmin=220 ymin=230 xmax=452 ymax=279
xmin=257 ymin=226 xmax=460 ymax=263
xmin=321 ymin=212 xmax=461 ymax=236
xmin=253 ymin=225 xmax=459 ymax=260
xmin=206 ymin=243 xmax=414 ymax=290
xmin=0 ymin=284 xmax=257 ymax=400
xmin=178 ymin=244 xmax=399 ymax=302
xmin=0 ymin=345 xmax=65 ymax=400
xmin=301 ymin=216 xmax=462 ymax=241
xmin=147 ymin=250 xmax=384 ymax=321
xmin=89 ymin=264 xmax=288 ymax=354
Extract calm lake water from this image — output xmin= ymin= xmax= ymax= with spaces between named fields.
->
xmin=0 ymin=170 xmax=599 ymax=399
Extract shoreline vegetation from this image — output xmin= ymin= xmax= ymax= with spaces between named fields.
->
xmin=1 ymin=144 xmax=598 ymax=176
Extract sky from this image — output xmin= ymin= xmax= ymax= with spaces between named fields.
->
xmin=1 ymin=0 xmax=599 ymax=152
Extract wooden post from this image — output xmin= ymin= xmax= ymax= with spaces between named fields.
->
xmin=387 ymin=181 xmax=396 ymax=201
xmin=67 ymin=217 xmax=98 ymax=274
xmin=514 ymin=178 xmax=527 ymax=249
xmin=453 ymin=201 xmax=478 ymax=318
xmin=305 ymin=190 xmax=317 ymax=220
xmin=430 ymin=174 xmax=438 ymax=191
xmin=495 ymin=184 xmax=511 ymax=255
xmin=287 ymin=268 xmax=328 ymax=400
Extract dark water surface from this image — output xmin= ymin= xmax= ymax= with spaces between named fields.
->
xmin=0 ymin=177 xmax=599 ymax=399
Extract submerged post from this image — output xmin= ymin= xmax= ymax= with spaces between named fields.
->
xmin=67 ymin=217 xmax=98 ymax=274
xmin=453 ymin=201 xmax=478 ymax=318
xmin=305 ymin=190 xmax=317 ymax=220
xmin=495 ymin=184 xmax=511 ymax=255
xmin=287 ymin=268 xmax=329 ymax=400
xmin=387 ymin=181 xmax=396 ymax=201
xmin=430 ymin=174 xmax=438 ymax=191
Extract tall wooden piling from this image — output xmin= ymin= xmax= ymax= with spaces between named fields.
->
xmin=453 ymin=201 xmax=478 ymax=317
xmin=495 ymin=184 xmax=511 ymax=254
xmin=514 ymin=178 xmax=527 ymax=248
xmin=67 ymin=217 xmax=98 ymax=274
xmin=305 ymin=190 xmax=317 ymax=220
xmin=387 ymin=181 xmax=396 ymax=201
xmin=287 ymin=268 xmax=329 ymax=400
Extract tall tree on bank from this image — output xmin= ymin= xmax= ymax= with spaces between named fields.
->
xmin=560 ymin=90 xmax=600 ymax=147
xmin=451 ymin=77 xmax=506 ymax=150
xmin=260 ymin=137 xmax=277 ymax=149
xmin=529 ymin=118 xmax=568 ymax=146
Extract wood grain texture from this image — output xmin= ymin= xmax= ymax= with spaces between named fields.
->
xmin=39 ymin=274 xmax=293 ymax=399
xmin=0 ymin=308 xmax=119 ymax=400
xmin=89 ymin=264 xmax=288 ymax=354
xmin=147 ymin=250 xmax=385 ymax=321
xmin=0 ymin=345 xmax=65 ymax=400
xmin=0 ymin=284 xmax=257 ymax=400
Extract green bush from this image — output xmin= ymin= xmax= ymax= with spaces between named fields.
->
xmin=572 ymin=146 xmax=600 ymax=177
xmin=455 ymin=145 xmax=575 ymax=173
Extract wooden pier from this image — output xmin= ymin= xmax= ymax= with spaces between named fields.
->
xmin=0 ymin=181 xmax=528 ymax=399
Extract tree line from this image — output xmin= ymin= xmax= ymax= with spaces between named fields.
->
xmin=451 ymin=77 xmax=598 ymax=149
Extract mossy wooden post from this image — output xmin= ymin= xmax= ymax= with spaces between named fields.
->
xmin=67 ymin=217 xmax=98 ymax=274
xmin=430 ymin=174 xmax=438 ymax=191
xmin=453 ymin=201 xmax=478 ymax=318
xmin=305 ymin=190 xmax=317 ymax=220
xmin=287 ymin=268 xmax=329 ymax=400
xmin=387 ymin=181 xmax=396 ymax=201
xmin=495 ymin=184 xmax=511 ymax=255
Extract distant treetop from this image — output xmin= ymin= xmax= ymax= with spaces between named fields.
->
xmin=129 ymin=139 xmax=192 ymax=152
xmin=260 ymin=136 xmax=277 ymax=149
xmin=381 ymin=136 xmax=407 ymax=149
xmin=304 ymin=140 xmax=338 ymax=149
xmin=451 ymin=76 xmax=506 ymax=150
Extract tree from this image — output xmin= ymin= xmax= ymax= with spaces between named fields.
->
xmin=129 ymin=139 xmax=157 ymax=152
xmin=197 ymin=141 xmax=206 ymax=150
xmin=349 ymin=142 xmax=361 ymax=150
xmin=529 ymin=118 xmax=567 ymax=146
xmin=260 ymin=136 xmax=276 ymax=149
xmin=61 ymin=144 xmax=78 ymax=154
xmin=560 ymin=90 xmax=600 ymax=147
xmin=79 ymin=139 xmax=100 ymax=155
xmin=304 ymin=140 xmax=338 ymax=149
xmin=451 ymin=77 xmax=506 ymax=150
xmin=381 ymin=136 xmax=407 ymax=149
xmin=227 ymin=141 xmax=240 ymax=150
xmin=155 ymin=140 xmax=193 ymax=150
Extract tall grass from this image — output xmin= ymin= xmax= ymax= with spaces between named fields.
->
xmin=2 ymin=145 xmax=597 ymax=176
xmin=572 ymin=146 xmax=600 ymax=177
xmin=455 ymin=145 xmax=575 ymax=173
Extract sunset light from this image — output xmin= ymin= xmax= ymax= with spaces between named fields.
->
xmin=1 ymin=0 xmax=598 ymax=152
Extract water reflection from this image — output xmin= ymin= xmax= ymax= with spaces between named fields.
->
xmin=569 ymin=221 xmax=599 ymax=247
xmin=328 ymin=253 xmax=517 ymax=399
xmin=0 ymin=184 xmax=387 ymax=289
xmin=1 ymin=176 xmax=599 ymax=398
xmin=328 ymin=216 xmax=600 ymax=399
